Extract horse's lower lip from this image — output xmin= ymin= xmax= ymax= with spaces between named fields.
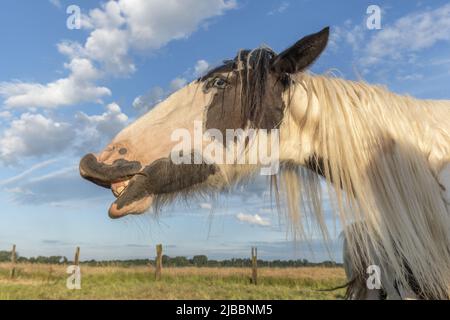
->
xmin=108 ymin=194 xmax=154 ymax=219
xmin=108 ymin=173 xmax=154 ymax=219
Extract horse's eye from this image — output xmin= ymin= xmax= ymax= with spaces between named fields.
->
xmin=213 ymin=78 xmax=228 ymax=89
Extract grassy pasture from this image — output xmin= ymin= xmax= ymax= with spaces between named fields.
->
xmin=0 ymin=263 xmax=347 ymax=300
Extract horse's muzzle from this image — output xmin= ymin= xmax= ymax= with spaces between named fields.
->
xmin=79 ymin=153 xmax=142 ymax=188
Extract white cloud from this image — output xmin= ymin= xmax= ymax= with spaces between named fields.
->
xmin=194 ymin=60 xmax=210 ymax=77
xmin=116 ymin=0 xmax=236 ymax=51
xmin=49 ymin=0 xmax=61 ymax=8
xmin=0 ymin=159 xmax=59 ymax=186
xmin=0 ymin=103 xmax=128 ymax=164
xmin=236 ymin=213 xmax=271 ymax=227
xmin=75 ymin=102 xmax=129 ymax=153
xmin=199 ymin=202 xmax=213 ymax=210
xmin=133 ymin=59 xmax=209 ymax=113
xmin=132 ymin=87 xmax=165 ymax=113
xmin=328 ymin=19 xmax=365 ymax=53
xmin=75 ymin=0 xmax=235 ymax=76
xmin=363 ymin=4 xmax=450 ymax=66
xmin=0 ymin=111 xmax=12 ymax=120
xmin=366 ymin=4 xmax=450 ymax=64
xmin=83 ymin=0 xmax=126 ymax=30
xmin=268 ymin=1 xmax=289 ymax=16
xmin=329 ymin=3 xmax=450 ymax=85
xmin=85 ymin=28 xmax=135 ymax=75
xmin=57 ymin=41 xmax=84 ymax=59
xmin=1 ymin=0 xmax=235 ymax=110
xmin=0 ymin=58 xmax=111 ymax=109
xmin=5 ymin=166 xmax=109 ymax=205
xmin=396 ymin=73 xmax=424 ymax=81
xmin=170 ymin=77 xmax=188 ymax=91
xmin=132 ymin=77 xmax=187 ymax=114
xmin=0 ymin=113 xmax=75 ymax=164
xmin=76 ymin=102 xmax=128 ymax=137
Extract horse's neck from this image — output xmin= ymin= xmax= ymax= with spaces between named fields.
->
xmin=281 ymin=75 xmax=450 ymax=172
xmin=279 ymin=79 xmax=320 ymax=166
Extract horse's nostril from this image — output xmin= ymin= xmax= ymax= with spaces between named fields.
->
xmin=119 ymin=148 xmax=128 ymax=155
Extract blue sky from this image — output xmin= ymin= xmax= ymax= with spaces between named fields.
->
xmin=0 ymin=0 xmax=449 ymax=261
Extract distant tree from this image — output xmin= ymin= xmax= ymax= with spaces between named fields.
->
xmin=207 ymin=260 xmax=220 ymax=267
xmin=162 ymin=255 xmax=171 ymax=266
xmin=0 ymin=251 xmax=14 ymax=262
xmin=172 ymin=256 xmax=190 ymax=267
xmin=0 ymin=248 xmax=343 ymax=268
xmin=192 ymin=255 xmax=208 ymax=267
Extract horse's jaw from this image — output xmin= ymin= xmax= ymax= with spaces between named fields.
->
xmin=109 ymin=191 xmax=154 ymax=219
xmin=79 ymin=153 xmax=154 ymax=219
xmin=80 ymin=151 xmax=219 ymax=219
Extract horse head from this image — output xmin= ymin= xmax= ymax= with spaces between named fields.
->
xmin=79 ymin=27 xmax=329 ymax=219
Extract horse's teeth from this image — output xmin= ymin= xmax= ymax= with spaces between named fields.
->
xmin=111 ymin=180 xmax=130 ymax=197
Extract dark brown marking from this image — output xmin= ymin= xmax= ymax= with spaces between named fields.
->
xmin=271 ymin=27 xmax=330 ymax=74
xmin=200 ymin=61 xmax=235 ymax=82
xmin=195 ymin=28 xmax=330 ymax=196
xmin=114 ymin=156 xmax=217 ymax=210
xmin=305 ymin=155 xmax=326 ymax=178
xmin=200 ymin=26 xmax=329 ymax=139
xmin=203 ymin=49 xmax=287 ymax=138
xmin=79 ymin=153 xmax=142 ymax=188
xmin=304 ymin=154 xmax=353 ymax=192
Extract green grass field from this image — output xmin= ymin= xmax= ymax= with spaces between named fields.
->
xmin=0 ymin=263 xmax=347 ymax=300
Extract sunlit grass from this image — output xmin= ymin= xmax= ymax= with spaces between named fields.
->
xmin=0 ymin=263 xmax=346 ymax=300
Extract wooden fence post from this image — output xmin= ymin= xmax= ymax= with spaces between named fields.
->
xmin=10 ymin=244 xmax=16 ymax=279
xmin=155 ymin=244 xmax=163 ymax=281
xmin=74 ymin=247 xmax=80 ymax=266
xmin=251 ymin=247 xmax=258 ymax=285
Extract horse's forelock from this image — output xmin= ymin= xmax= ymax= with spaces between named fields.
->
xmin=200 ymin=47 xmax=277 ymax=81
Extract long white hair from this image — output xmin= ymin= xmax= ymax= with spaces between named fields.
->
xmin=276 ymin=73 xmax=450 ymax=299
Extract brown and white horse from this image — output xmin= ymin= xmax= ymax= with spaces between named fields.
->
xmin=79 ymin=27 xmax=450 ymax=299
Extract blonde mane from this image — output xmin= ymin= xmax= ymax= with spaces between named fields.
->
xmin=277 ymin=73 xmax=450 ymax=299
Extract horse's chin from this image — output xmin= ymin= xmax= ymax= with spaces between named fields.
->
xmin=108 ymin=179 xmax=154 ymax=219
xmin=108 ymin=194 xmax=154 ymax=219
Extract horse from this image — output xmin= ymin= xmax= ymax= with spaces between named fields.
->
xmin=79 ymin=27 xmax=450 ymax=299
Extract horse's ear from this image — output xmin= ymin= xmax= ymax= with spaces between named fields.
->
xmin=271 ymin=27 xmax=329 ymax=74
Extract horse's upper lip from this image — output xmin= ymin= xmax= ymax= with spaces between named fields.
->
xmin=79 ymin=153 xmax=143 ymax=188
